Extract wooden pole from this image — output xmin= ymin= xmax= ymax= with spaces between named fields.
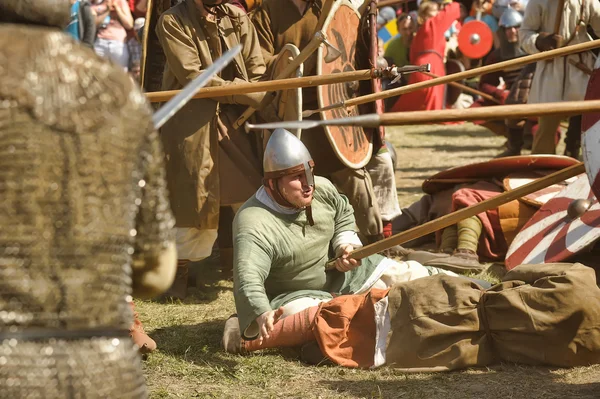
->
xmin=377 ymin=99 xmax=600 ymax=125
xmin=568 ymin=58 xmax=593 ymax=75
xmin=377 ymin=0 xmax=414 ymax=8
xmin=335 ymin=163 xmax=586 ymax=264
xmin=232 ymin=0 xmax=341 ymax=129
xmin=252 ymin=99 xmax=600 ymax=131
xmin=308 ymin=39 xmax=600 ymax=112
xmin=146 ymin=69 xmax=374 ymax=103
xmin=423 ymin=71 xmax=501 ymax=104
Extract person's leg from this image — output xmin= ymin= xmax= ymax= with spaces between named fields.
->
xmin=365 ymin=149 xmax=402 ymax=238
xmin=330 ymin=167 xmax=383 ymax=242
xmin=243 ymin=306 xmax=319 ymax=352
xmin=93 ymin=37 xmax=109 ymax=59
xmin=165 ymin=227 xmax=218 ymax=299
xmin=532 ymin=115 xmax=562 ymax=154
xmin=363 ymin=258 xmax=458 ymax=292
xmin=496 ymin=126 xmax=524 ymax=157
xmin=129 ymin=299 xmax=157 ymax=355
xmin=279 ymin=297 xmax=329 ymax=319
xmin=425 ymin=216 xmax=486 ymax=274
xmin=564 ymin=115 xmax=582 ymax=158
xmin=223 ymin=304 xmax=320 ymax=354
xmin=102 ymin=39 xmax=130 ymax=71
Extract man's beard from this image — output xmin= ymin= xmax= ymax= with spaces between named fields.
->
xmin=280 ymin=186 xmax=313 ymax=208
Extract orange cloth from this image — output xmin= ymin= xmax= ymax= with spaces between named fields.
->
xmin=312 ymin=289 xmax=389 ymax=368
xmin=497 ymin=199 xmax=537 ymax=247
xmin=242 ymin=307 xmax=318 ymax=352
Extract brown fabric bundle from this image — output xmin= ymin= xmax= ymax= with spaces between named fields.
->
xmin=386 ymin=263 xmax=600 ymax=371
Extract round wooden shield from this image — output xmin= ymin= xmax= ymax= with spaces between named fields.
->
xmin=457 ymin=20 xmax=494 ymax=59
xmin=581 ymin=68 xmax=600 ymax=199
xmin=503 ymin=171 xmax=579 ymax=208
xmin=445 ymin=58 xmax=466 ymax=107
xmin=505 ymin=174 xmax=600 ymax=270
xmin=316 ymin=0 xmax=373 ymax=169
xmin=269 ymin=44 xmax=303 ymax=138
xmin=422 ymin=155 xmax=580 ymax=195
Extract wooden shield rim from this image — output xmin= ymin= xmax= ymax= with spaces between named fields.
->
xmin=269 ymin=43 xmax=303 ymax=138
xmin=505 ymin=174 xmax=600 ymax=269
xmin=316 ymin=0 xmax=373 ymax=169
xmin=502 ymin=171 xmax=577 ymax=208
xmin=582 ymin=68 xmax=600 ymax=200
xmin=422 ymin=155 xmax=580 ymax=194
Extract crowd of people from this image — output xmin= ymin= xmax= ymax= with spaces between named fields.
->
xmin=67 ymin=0 xmax=148 ymax=79
xmin=2 ymin=0 xmax=600 ymax=397
xmin=378 ymin=0 xmax=600 ymax=158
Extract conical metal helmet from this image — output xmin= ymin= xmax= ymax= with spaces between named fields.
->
xmin=263 ymin=129 xmax=315 ymax=187
xmin=499 ymin=8 xmax=523 ymax=28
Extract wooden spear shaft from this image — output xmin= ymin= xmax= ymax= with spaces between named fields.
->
xmin=377 ymin=0 xmax=414 ymax=8
xmin=377 ymin=99 xmax=600 ymax=125
xmin=145 ymin=69 xmax=374 ymax=103
xmin=422 ymin=71 xmax=501 ymax=104
xmin=316 ymin=39 xmax=600 ymax=110
xmin=346 ymin=163 xmax=586 ymax=262
xmin=255 ymin=99 xmax=600 ymax=131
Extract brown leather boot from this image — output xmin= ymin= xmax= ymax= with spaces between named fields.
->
xmin=162 ymin=260 xmax=189 ymax=300
xmin=300 ymin=341 xmax=333 ymax=366
xmin=424 ymin=249 xmax=486 ymax=274
xmin=495 ymin=127 xmax=524 ymax=158
xmin=129 ymin=301 xmax=157 ymax=355
xmin=406 ymin=250 xmax=451 ymax=265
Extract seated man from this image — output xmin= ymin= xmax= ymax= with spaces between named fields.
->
xmin=225 ymin=129 xmax=454 ymax=348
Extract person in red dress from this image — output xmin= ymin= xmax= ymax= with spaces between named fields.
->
xmin=389 ymin=0 xmax=460 ymax=112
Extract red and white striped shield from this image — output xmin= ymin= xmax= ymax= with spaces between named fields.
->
xmin=582 ymin=68 xmax=600 ymax=199
xmin=505 ymin=174 xmax=600 ymax=270
xmin=503 ymin=172 xmax=579 ymax=208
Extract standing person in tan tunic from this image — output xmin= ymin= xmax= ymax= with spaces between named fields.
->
xmin=251 ymin=0 xmax=402 ymax=243
xmin=0 ymin=0 xmax=177 ymax=396
xmin=156 ymin=0 xmax=268 ymax=297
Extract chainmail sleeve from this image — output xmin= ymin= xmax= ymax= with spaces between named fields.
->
xmin=131 ymin=127 xmax=176 ymax=286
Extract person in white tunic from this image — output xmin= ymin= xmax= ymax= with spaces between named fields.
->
xmin=519 ymin=0 xmax=600 ymax=154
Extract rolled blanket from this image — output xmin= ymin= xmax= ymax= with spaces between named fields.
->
xmin=385 ymin=263 xmax=600 ymax=371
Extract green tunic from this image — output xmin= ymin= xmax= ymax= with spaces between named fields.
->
xmin=233 ymin=177 xmax=383 ymax=339
xmin=383 ymin=35 xmax=410 ymax=69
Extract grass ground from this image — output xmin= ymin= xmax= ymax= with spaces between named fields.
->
xmin=138 ymin=123 xmax=600 ymax=398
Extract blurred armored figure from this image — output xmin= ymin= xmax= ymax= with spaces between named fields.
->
xmin=0 ymin=1 xmax=177 ymax=397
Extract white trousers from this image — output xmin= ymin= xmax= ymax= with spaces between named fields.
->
xmin=280 ymin=259 xmax=456 ymax=318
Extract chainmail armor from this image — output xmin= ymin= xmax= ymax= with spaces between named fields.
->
xmin=0 ymin=17 xmax=174 ymax=399
xmin=0 ymin=0 xmax=72 ymax=29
